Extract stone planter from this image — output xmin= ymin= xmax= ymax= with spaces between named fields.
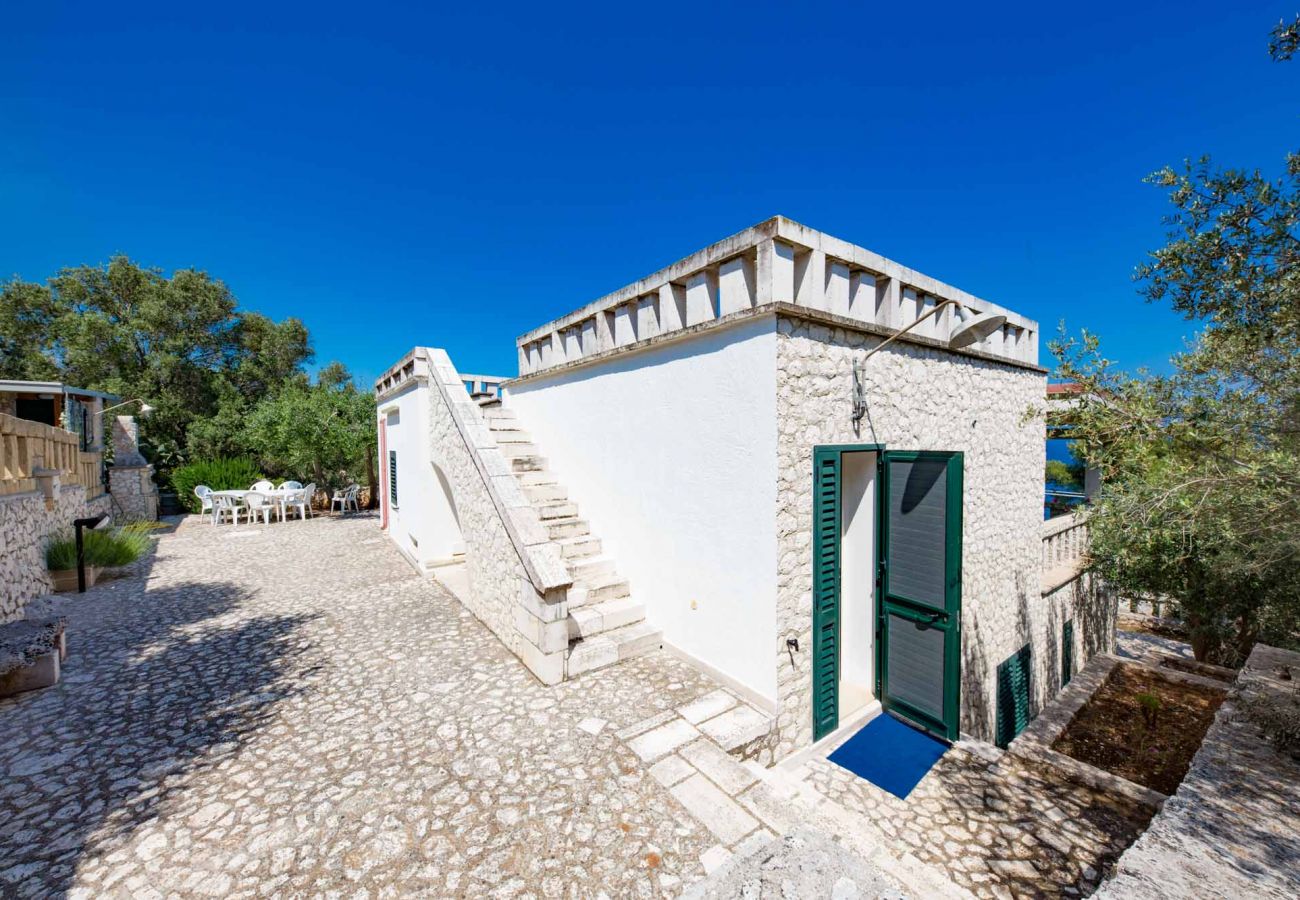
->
xmin=49 ymin=566 xmax=101 ymax=592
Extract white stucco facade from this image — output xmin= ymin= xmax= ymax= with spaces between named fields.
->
xmin=377 ymin=216 xmax=1112 ymax=759
xmin=506 ymin=317 xmax=781 ymax=704
xmin=378 ymin=381 xmax=464 ymax=573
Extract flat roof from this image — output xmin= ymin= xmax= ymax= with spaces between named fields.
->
xmin=514 ymin=215 xmax=1040 ymax=379
xmin=0 ymin=380 xmax=120 ymax=402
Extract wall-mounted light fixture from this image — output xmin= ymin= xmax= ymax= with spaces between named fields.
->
xmin=860 ymin=299 xmax=1007 ymax=365
xmin=103 ymin=398 xmax=155 ymax=417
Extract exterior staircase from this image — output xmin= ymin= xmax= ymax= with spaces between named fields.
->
xmin=475 ymin=395 xmax=662 ymax=677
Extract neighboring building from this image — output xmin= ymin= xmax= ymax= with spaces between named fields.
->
xmin=374 ymin=216 xmax=1110 ymax=759
xmin=0 ymin=380 xmax=118 ymax=451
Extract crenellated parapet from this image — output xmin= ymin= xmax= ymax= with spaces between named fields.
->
xmin=515 ymin=215 xmax=1039 ymax=379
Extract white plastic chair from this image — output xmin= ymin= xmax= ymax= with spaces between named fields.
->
xmin=280 ymin=480 xmax=303 ymax=491
xmin=194 ymin=485 xmax=214 ymax=520
xmin=212 ymin=493 xmax=244 ymax=526
xmin=301 ymin=483 xmax=316 ymax=518
xmin=250 ymin=479 xmax=275 ymax=493
xmin=244 ymin=491 xmax=274 ymax=525
xmin=278 ymin=488 xmax=308 ymax=522
xmin=330 ymin=483 xmax=360 ymax=514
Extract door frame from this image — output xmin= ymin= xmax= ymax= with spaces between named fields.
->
xmin=810 ymin=444 xmax=963 ymax=744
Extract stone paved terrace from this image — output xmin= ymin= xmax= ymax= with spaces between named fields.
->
xmin=1 ymin=509 xmax=1171 ymax=899
xmin=0 ymin=513 xmax=770 ymax=897
xmin=788 ymin=738 xmax=1155 ymax=899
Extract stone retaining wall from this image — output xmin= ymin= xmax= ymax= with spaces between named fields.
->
xmin=1093 ymin=643 xmax=1300 ymax=899
xmin=0 ymin=484 xmax=109 ymax=624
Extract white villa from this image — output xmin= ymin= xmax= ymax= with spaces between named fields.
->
xmin=374 ymin=216 xmax=1108 ymax=759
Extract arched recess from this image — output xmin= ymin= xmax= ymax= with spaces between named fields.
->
xmin=426 ymin=460 xmax=465 ymax=562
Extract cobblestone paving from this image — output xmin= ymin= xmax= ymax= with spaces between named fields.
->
xmin=0 ymin=513 xmax=733 ymax=898
xmin=797 ymin=746 xmax=1154 ymax=900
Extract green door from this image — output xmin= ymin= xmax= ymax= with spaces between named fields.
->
xmin=810 ymin=444 xmax=883 ymax=742
xmin=878 ymin=451 xmax=962 ymax=741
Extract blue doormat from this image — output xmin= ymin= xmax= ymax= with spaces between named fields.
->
xmin=827 ymin=713 xmax=948 ymax=799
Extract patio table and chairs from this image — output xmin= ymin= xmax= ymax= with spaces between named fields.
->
xmin=202 ymin=480 xmax=336 ymax=525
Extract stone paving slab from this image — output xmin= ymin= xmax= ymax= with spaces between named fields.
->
xmin=796 ymin=733 xmax=1154 ymax=899
xmin=0 ymin=513 xmax=747 ymax=898
xmin=683 ymin=826 xmax=910 ymax=900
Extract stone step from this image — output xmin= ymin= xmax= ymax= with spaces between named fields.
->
xmin=498 ymin=442 xmax=540 ymax=459
xmin=510 ymin=455 xmax=547 ymax=473
xmin=545 ymin=517 xmax=591 ymax=540
xmin=566 ymin=621 xmax=663 ymax=678
xmin=523 ymin=482 xmax=568 ymax=503
xmin=536 ymin=501 xmax=579 ymax=521
xmin=556 ymin=534 xmax=602 ymax=559
xmin=568 ymin=554 xmax=616 ymax=580
xmin=481 ymin=405 xmax=516 ymax=422
xmin=515 ymin=470 xmax=560 ymax=487
xmin=492 ymin=427 xmax=532 ymax=442
xmin=568 ymin=573 xmax=631 ymax=607
xmin=476 ymin=396 xmax=501 ymax=408
xmin=567 ymin=596 xmax=646 ymax=640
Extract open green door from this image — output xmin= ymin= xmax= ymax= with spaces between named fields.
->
xmin=878 ymin=451 xmax=962 ymax=741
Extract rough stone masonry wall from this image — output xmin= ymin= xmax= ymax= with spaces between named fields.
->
xmin=426 ymin=385 xmax=530 ymax=658
xmin=773 ymin=315 xmax=1082 ymax=753
xmin=0 ymin=484 xmax=108 ymax=624
xmin=1094 ymin=643 xmax=1300 ymax=899
xmin=421 ymin=349 xmax=573 ymax=684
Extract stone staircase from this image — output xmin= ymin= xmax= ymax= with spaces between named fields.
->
xmin=476 ymin=396 xmax=662 ymax=677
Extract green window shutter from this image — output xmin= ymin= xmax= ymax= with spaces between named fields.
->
xmin=995 ymin=644 xmax=1032 ymax=748
xmin=811 ymin=448 xmax=841 ymax=741
xmin=389 ymin=450 xmax=398 ymax=506
xmin=1062 ymin=620 xmax=1074 ymax=687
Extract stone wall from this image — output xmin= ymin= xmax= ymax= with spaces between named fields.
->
xmin=1094 ymin=643 xmax=1300 ymax=899
xmin=0 ymin=483 xmax=108 ymax=624
xmin=417 ymin=349 xmax=573 ymax=685
xmin=772 ymin=313 xmax=1100 ymax=753
xmin=108 ymin=465 xmax=159 ymax=522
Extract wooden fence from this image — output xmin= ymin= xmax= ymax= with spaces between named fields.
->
xmin=0 ymin=413 xmax=104 ymax=497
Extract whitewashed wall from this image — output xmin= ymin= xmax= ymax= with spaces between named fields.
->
xmin=506 ymin=317 xmax=782 ymax=704
xmin=773 ymin=314 xmax=1054 ymax=753
xmin=379 ymin=383 xmax=463 ymax=572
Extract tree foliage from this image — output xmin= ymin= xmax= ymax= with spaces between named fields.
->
xmin=1053 ymin=17 xmax=1300 ymax=663
xmin=0 ymin=255 xmax=375 ymax=492
xmin=241 ymin=363 xmax=376 ymax=495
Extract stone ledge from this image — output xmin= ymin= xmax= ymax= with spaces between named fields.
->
xmin=1007 ymin=654 xmax=1167 ymax=811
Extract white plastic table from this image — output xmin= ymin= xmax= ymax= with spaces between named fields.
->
xmin=210 ymin=489 xmax=297 ymax=524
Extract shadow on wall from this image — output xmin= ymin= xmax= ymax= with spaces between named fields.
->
xmin=0 ymin=576 xmax=318 ymax=898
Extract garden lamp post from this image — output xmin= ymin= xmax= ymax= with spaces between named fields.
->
xmin=73 ymin=513 xmax=110 ymax=593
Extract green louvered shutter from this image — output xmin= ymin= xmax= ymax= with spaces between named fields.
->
xmin=811 ymin=448 xmax=841 ymax=741
xmin=995 ymin=644 xmax=1032 ymax=748
xmin=389 ymin=450 xmax=398 ymax=506
xmin=1062 ymin=621 xmax=1075 ymax=687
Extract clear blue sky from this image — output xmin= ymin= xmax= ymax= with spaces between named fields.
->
xmin=2 ymin=2 xmax=1294 ymax=387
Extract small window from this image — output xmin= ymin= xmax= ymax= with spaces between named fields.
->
xmin=995 ymin=644 xmax=1033 ymax=748
xmin=389 ymin=450 xmax=398 ymax=507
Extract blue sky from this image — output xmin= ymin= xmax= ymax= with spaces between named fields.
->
xmin=1 ymin=2 xmax=1294 ymax=387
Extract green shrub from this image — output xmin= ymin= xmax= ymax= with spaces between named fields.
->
xmin=85 ymin=524 xmax=154 ymax=567
xmin=45 ymin=532 xmax=79 ymax=571
xmin=171 ymin=457 xmax=264 ymax=512
xmin=45 ymin=523 xmax=156 ymax=571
